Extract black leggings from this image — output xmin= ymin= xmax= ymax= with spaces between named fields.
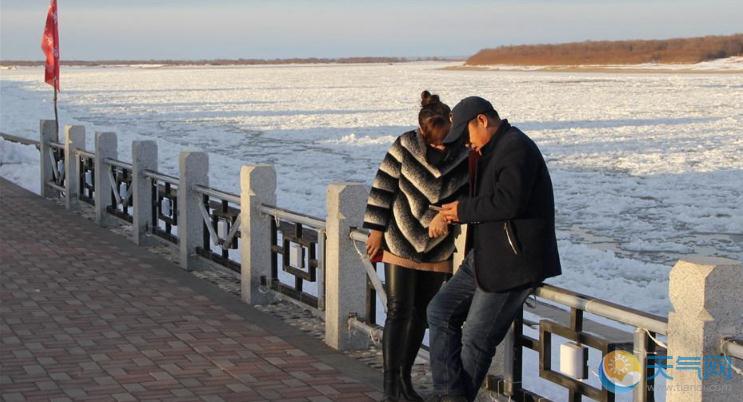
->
xmin=383 ymin=263 xmax=449 ymax=374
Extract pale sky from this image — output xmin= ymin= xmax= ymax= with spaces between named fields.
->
xmin=1 ymin=0 xmax=741 ymax=60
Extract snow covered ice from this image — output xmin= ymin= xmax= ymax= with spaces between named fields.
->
xmin=2 ymin=62 xmax=742 ymax=320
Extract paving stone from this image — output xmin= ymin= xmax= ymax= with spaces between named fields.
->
xmin=0 ymin=178 xmax=381 ymax=401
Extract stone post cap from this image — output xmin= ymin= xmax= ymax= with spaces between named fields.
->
xmin=240 ymin=165 xmax=276 ymax=195
xmin=132 ymin=139 xmax=156 ymax=147
xmin=326 ymin=182 xmax=369 ymax=202
xmin=179 ymin=149 xmax=207 ymax=158
xmin=64 ymin=125 xmax=85 ymax=134
xmin=178 ymin=150 xmax=208 ymax=171
xmin=240 ymin=164 xmax=276 ymax=177
xmin=40 ymin=119 xmax=57 ymax=131
xmin=669 ymin=256 xmax=742 ymax=315
xmin=327 ymin=183 xmax=368 ymax=219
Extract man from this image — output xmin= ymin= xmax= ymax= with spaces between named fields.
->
xmin=426 ymin=97 xmax=562 ymax=402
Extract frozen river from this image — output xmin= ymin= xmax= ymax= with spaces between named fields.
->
xmin=2 ymin=62 xmax=742 ymax=316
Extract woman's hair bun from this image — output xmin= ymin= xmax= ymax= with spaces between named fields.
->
xmin=421 ymin=90 xmax=440 ymax=107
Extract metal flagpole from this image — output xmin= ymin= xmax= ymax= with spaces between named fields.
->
xmin=53 ymin=81 xmax=59 ymax=136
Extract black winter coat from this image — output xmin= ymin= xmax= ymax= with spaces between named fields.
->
xmin=457 ymin=120 xmax=561 ymax=292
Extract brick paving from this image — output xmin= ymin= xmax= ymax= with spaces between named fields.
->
xmin=0 ymin=178 xmax=382 ymax=401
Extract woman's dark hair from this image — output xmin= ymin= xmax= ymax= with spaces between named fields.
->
xmin=418 ymin=90 xmax=450 ymax=138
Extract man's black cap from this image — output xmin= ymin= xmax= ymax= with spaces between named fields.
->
xmin=443 ymin=96 xmax=496 ymax=144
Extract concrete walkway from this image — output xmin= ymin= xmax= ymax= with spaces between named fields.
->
xmin=0 ymin=178 xmax=382 ymax=401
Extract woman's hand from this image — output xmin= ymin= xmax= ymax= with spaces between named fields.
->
xmin=366 ymin=230 xmax=384 ymax=258
xmin=428 ymin=213 xmax=449 ymax=238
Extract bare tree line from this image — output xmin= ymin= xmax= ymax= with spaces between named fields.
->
xmin=466 ymin=34 xmax=742 ymax=65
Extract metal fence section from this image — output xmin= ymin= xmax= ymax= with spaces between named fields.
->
xmin=103 ymin=158 xmax=134 ymax=223
xmin=260 ymin=205 xmax=326 ymax=310
xmin=193 ymin=184 xmax=242 ymax=272
xmin=46 ymin=141 xmax=66 ymax=195
xmin=487 ymin=285 xmax=669 ymax=402
xmin=144 ymin=170 xmax=179 ymax=244
xmin=349 ymin=228 xmax=387 ymax=332
xmin=77 ymin=149 xmax=96 ymax=205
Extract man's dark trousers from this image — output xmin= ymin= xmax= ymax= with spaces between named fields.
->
xmin=427 ymin=251 xmax=532 ymax=401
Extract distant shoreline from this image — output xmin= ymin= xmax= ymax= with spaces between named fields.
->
xmin=2 ymin=61 xmax=739 ymax=74
xmin=0 ymin=57 xmax=461 ymax=68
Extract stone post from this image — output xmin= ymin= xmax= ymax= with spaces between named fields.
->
xmin=178 ymin=151 xmax=208 ymax=271
xmin=239 ymin=165 xmax=277 ymax=305
xmin=666 ymin=256 xmax=742 ymax=402
xmin=132 ymin=141 xmax=158 ymax=245
xmin=94 ymin=132 xmax=117 ymax=226
xmin=325 ymin=183 xmax=370 ymax=351
xmin=39 ymin=120 xmax=57 ymax=198
xmin=63 ymin=125 xmax=85 ymax=210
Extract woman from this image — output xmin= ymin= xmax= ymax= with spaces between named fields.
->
xmin=363 ymin=91 xmax=469 ymax=402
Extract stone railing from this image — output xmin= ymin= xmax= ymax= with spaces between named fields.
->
xmin=1 ymin=121 xmax=741 ymax=402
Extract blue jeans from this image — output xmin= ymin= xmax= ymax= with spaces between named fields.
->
xmin=426 ymin=252 xmax=533 ymax=401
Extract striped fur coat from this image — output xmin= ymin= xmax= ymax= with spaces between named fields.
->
xmin=363 ymin=130 xmax=469 ymax=263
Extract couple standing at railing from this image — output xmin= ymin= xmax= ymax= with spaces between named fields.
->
xmin=363 ymin=91 xmax=562 ymax=402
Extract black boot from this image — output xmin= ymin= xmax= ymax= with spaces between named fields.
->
xmin=384 ymin=264 xmax=428 ymax=402
xmin=398 ymin=370 xmax=424 ymax=401
xmin=383 ymin=369 xmax=401 ymax=402
xmin=398 ymin=317 xmax=426 ymax=402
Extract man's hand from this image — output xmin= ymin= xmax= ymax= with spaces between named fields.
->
xmin=366 ymin=230 xmax=384 ymax=258
xmin=441 ymin=201 xmax=460 ymax=223
xmin=428 ymin=213 xmax=449 ymax=238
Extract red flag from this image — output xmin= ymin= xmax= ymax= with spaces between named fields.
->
xmin=41 ymin=0 xmax=60 ymax=91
